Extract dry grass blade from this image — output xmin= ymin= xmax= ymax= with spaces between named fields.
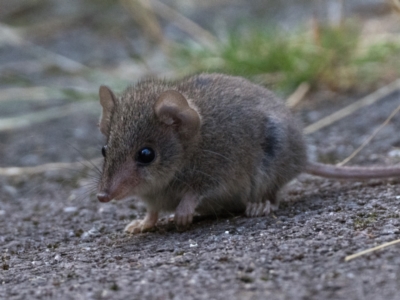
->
xmin=0 ymin=23 xmax=87 ymax=73
xmin=0 ymin=87 xmax=64 ymax=102
xmin=286 ymin=82 xmax=310 ymax=108
xmin=392 ymin=0 xmax=400 ymax=13
xmin=337 ymin=102 xmax=400 ymax=166
xmin=0 ymin=158 xmax=102 ymax=177
xmin=304 ymin=78 xmax=400 ymax=135
xmin=0 ymin=102 xmax=98 ymax=132
xmin=149 ymin=0 xmax=217 ymax=49
xmin=0 ymin=23 xmax=132 ymax=81
xmin=120 ymin=0 xmax=165 ymax=45
xmin=345 ymin=239 xmax=400 ymax=261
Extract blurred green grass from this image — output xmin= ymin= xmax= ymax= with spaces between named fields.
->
xmin=172 ymin=21 xmax=400 ymax=94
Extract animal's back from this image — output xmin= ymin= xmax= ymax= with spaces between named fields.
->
xmin=173 ymin=74 xmax=307 ymax=214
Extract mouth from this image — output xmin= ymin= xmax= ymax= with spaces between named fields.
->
xmin=97 ymin=188 xmax=133 ymax=203
xmin=97 ymin=192 xmax=112 ymax=202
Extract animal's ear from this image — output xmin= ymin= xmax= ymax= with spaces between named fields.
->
xmin=154 ymin=90 xmax=200 ymax=139
xmin=99 ymin=85 xmax=117 ymax=136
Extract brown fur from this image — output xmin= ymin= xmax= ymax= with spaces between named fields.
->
xmin=97 ymin=74 xmax=307 ymax=232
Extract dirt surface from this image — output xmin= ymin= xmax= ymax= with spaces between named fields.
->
xmin=2 ymin=1 xmax=400 ymax=300
xmin=2 ymin=88 xmax=400 ymax=300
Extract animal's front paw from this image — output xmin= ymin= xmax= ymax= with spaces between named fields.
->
xmin=124 ymin=211 xmax=159 ymax=234
xmin=245 ymin=200 xmax=273 ymax=217
xmin=174 ymin=193 xmax=199 ymax=231
xmin=174 ymin=211 xmax=193 ymax=231
xmin=124 ymin=220 xmax=155 ymax=234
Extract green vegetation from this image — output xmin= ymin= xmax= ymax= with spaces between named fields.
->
xmin=354 ymin=212 xmax=378 ymax=230
xmin=173 ymin=22 xmax=400 ymax=94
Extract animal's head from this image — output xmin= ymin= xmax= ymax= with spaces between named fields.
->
xmin=96 ymin=84 xmax=201 ymax=202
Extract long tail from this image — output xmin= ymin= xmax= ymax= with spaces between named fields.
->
xmin=306 ymin=162 xmax=400 ymax=180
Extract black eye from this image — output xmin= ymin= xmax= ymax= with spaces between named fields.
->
xmin=136 ymin=147 xmax=155 ymax=165
xmin=101 ymin=145 xmax=107 ymax=157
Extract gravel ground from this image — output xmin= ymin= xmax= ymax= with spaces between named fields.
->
xmin=1 ymin=86 xmax=400 ymax=300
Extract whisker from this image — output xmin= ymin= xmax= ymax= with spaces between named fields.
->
xmin=200 ymin=149 xmax=235 ymax=164
xmin=189 ymin=169 xmax=220 ymax=184
xmin=200 ymin=148 xmax=256 ymax=180
xmin=66 ymin=142 xmax=103 ymax=175
xmin=79 ymin=182 xmax=99 ymax=189
xmin=174 ymin=170 xmax=194 ymax=191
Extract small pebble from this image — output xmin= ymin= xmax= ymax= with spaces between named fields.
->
xmin=388 ymin=149 xmax=400 ymax=158
xmin=63 ymin=207 xmax=78 ymax=213
xmin=189 ymin=240 xmax=198 ymax=247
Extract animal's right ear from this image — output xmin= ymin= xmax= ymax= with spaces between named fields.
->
xmin=154 ymin=90 xmax=200 ymax=139
xmin=99 ymin=85 xmax=117 ymax=136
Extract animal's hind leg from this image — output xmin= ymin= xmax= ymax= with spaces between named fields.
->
xmin=245 ymin=201 xmax=272 ymax=217
xmin=245 ymin=190 xmax=279 ymax=217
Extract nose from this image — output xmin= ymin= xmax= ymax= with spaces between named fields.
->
xmin=97 ymin=192 xmax=111 ymax=203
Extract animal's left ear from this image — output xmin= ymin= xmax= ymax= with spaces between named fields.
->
xmin=154 ymin=90 xmax=200 ymax=139
xmin=98 ymin=85 xmax=117 ymax=136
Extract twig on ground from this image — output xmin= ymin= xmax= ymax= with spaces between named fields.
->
xmin=286 ymin=82 xmax=310 ymax=108
xmin=304 ymin=78 xmax=400 ymax=134
xmin=0 ymin=87 xmax=63 ymax=102
xmin=0 ymin=158 xmax=102 ymax=177
xmin=337 ymin=102 xmax=400 ymax=166
xmin=345 ymin=239 xmax=400 ymax=261
xmin=0 ymin=102 xmax=98 ymax=132
xmin=0 ymin=86 xmax=98 ymax=102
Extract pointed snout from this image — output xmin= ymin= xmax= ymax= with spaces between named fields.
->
xmin=97 ymin=192 xmax=112 ymax=203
